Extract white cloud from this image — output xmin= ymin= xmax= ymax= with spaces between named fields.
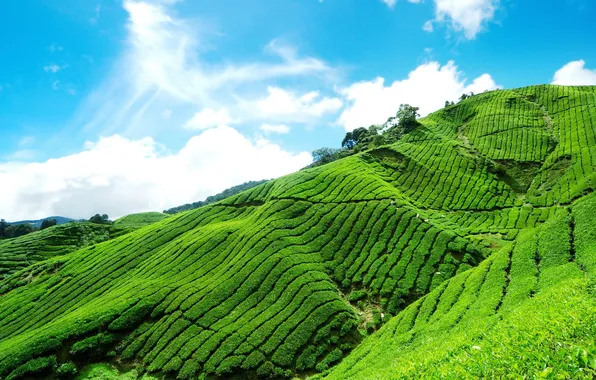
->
xmin=337 ymin=60 xmax=500 ymax=131
xmin=423 ymin=20 xmax=434 ymax=32
xmin=552 ymin=60 xmax=596 ymax=86
xmin=183 ymin=108 xmax=235 ymax=130
xmin=382 ymin=0 xmax=421 ymax=8
xmin=253 ymin=87 xmax=342 ymax=123
xmin=259 ymin=124 xmax=291 ymax=134
xmin=52 ymin=81 xmax=60 ymax=90
xmin=0 ymin=126 xmax=311 ymax=221
xmin=72 ymin=0 xmax=338 ymax=136
xmin=434 ymin=0 xmax=499 ymax=39
xmin=44 ymin=64 xmax=62 ymax=73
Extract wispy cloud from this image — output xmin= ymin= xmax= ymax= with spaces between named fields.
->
xmin=49 ymin=43 xmax=63 ymax=53
xmin=381 ymin=0 xmax=397 ymax=9
xmin=18 ymin=136 xmax=35 ymax=147
xmin=89 ymin=3 xmax=102 ymax=24
xmin=43 ymin=64 xmax=63 ymax=73
xmin=71 ymin=0 xmax=339 ymax=138
xmin=259 ymin=124 xmax=291 ymax=134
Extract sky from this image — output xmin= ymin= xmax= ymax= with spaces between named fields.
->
xmin=1 ymin=0 xmax=595 ymax=221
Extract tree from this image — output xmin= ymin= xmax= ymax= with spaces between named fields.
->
xmin=444 ymin=100 xmax=455 ymax=108
xmin=312 ymin=148 xmax=341 ymax=165
xmin=459 ymin=92 xmax=475 ymax=102
xmin=341 ymin=127 xmax=368 ymax=150
xmin=40 ymin=219 xmax=57 ymax=230
xmin=396 ymin=104 xmax=420 ymax=133
xmin=90 ymin=214 xmax=111 ymax=224
xmin=4 ymin=223 xmax=34 ymax=238
xmin=0 ymin=219 xmax=7 ymax=238
xmin=385 ymin=104 xmax=421 ymax=141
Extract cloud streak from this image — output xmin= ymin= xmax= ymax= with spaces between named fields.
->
xmin=72 ymin=0 xmax=338 ymax=138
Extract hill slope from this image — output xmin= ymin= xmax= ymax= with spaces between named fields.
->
xmin=113 ymin=212 xmax=171 ymax=230
xmin=0 ymin=222 xmax=130 ymax=282
xmin=323 ymin=193 xmax=596 ymax=379
xmin=0 ymin=84 xmax=595 ymax=379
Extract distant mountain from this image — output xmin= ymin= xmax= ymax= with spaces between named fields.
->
xmin=163 ymin=179 xmax=269 ymax=214
xmin=8 ymin=216 xmax=75 ymax=228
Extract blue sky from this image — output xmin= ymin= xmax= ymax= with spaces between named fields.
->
xmin=1 ymin=0 xmax=595 ymax=220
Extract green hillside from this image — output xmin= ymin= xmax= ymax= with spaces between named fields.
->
xmin=0 ymin=222 xmax=130 ymax=282
xmin=323 ymin=194 xmax=596 ymax=379
xmin=0 ymin=84 xmax=595 ymax=379
xmin=114 ymin=213 xmax=171 ymax=230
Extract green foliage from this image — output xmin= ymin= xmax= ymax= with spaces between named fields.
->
xmin=70 ymin=333 xmax=116 ymax=358
xmin=4 ymin=223 xmax=35 ymax=239
xmin=89 ymin=214 xmax=111 ymax=225
xmin=113 ymin=212 xmax=169 ymax=230
xmin=316 ymin=104 xmax=421 ymax=167
xmin=0 ymin=221 xmax=130 ymax=280
xmin=1 ymin=85 xmax=596 ymax=380
xmin=40 ymin=219 xmax=58 ymax=230
xmin=0 ymin=219 xmax=8 ymax=238
xmin=56 ymin=362 xmax=78 ymax=377
xmin=312 ymin=147 xmax=344 ymax=166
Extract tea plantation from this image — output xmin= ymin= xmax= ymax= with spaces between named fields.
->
xmin=0 ymin=84 xmax=595 ymax=379
xmin=0 ymin=222 xmax=131 ymax=282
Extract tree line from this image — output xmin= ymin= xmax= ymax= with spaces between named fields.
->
xmin=0 ymin=219 xmax=57 ymax=239
xmin=0 ymin=214 xmax=112 ymax=240
xmin=311 ymin=104 xmax=421 ymax=166
xmin=311 ymin=93 xmax=479 ymax=167
xmin=163 ymin=180 xmax=269 ymax=215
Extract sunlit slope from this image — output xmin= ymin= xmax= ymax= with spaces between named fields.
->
xmin=0 ymin=222 xmax=130 ymax=281
xmin=0 ymin=84 xmax=594 ymax=379
xmin=324 ymin=192 xmax=596 ymax=379
xmin=0 ymin=189 xmax=481 ymax=379
xmin=113 ymin=212 xmax=170 ymax=230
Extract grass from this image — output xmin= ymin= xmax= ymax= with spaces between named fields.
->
xmin=0 ymin=84 xmax=595 ymax=379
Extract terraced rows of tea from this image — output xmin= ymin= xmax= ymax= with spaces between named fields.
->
xmin=324 ymin=192 xmax=596 ymax=379
xmin=0 ymin=85 xmax=595 ymax=379
xmin=0 ymin=222 xmax=130 ymax=281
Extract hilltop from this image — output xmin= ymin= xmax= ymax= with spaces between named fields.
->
xmin=0 ymin=84 xmax=595 ymax=379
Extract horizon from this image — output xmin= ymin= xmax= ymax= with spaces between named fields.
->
xmin=1 ymin=0 xmax=595 ymax=221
